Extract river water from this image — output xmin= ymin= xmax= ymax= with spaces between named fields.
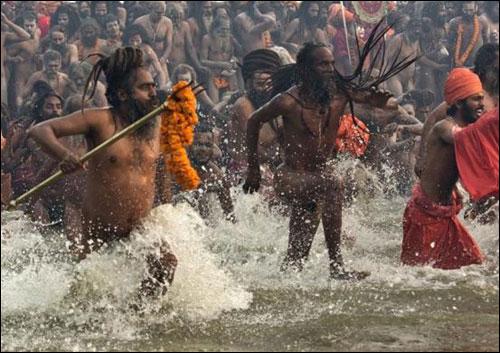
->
xmin=1 ymin=166 xmax=498 ymax=352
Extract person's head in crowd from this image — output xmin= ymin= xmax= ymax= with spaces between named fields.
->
xmin=123 ymin=24 xmax=151 ymax=48
xmin=91 ymin=1 xmax=109 ymax=25
xmin=68 ymin=62 xmax=93 ymax=91
xmin=213 ymin=3 xmax=230 ymax=19
xmin=50 ymin=4 xmax=80 ymax=40
xmin=147 ymin=1 xmax=167 ymax=24
xmin=80 ymin=18 xmax=101 ymax=47
xmin=445 ymin=2 xmax=460 ymax=22
xmin=445 ymin=68 xmax=485 ymax=123
xmin=104 ymin=14 xmax=121 ymax=39
xmin=43 ymin=50 xmax=62 ymax=79
xmin=83 ymin=47 xmax=159 ymax=139
xmin=241 ymin=49 xmax=281 ymax=108
xmin=297 ymin=1 xmax=322 ymax=28
xmin=126 ymin=4 xmax=149 ymax=26
xmin=404 ymin=18 xmax=422 ymax=42
xmin=402 ymin=90 xmax=435 ymax=122
xmin=166 ymin=2 xmax=185 ymax=27
xmin=210 ymin=15 xmax=231 ymax=40
xmin=31 ymin=81 xmax=63 ymax=122
xmin=187 ymin=1 xmax=213 ymax=36
xmin=473 ymin=43 xmax=499 ymax=98
xmin=77 ymin=1 xmax=91 ymax=20
xmin=387 ymin=11 xmax=410 ymax=35
xmin=48 ymin=25 xmax=69 ymax=54
xmin=19 ymin=11 xmax=38 ymax=38
xmin=421 ymin=1 xmax=447 ymax=27
xmin=461 ymin=1 xmax=478 ymax=21
xmin=172 ymin=64 xmax=198 ymax=85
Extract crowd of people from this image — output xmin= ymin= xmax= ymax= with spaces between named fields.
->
xmin=1 ymin=1 xmax=499 ymax=296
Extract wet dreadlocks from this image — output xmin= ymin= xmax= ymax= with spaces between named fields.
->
xmin=269 ymin=18 xmax=419 ymax=114
xmin=83 ymin=47 xmax=159 ymax=139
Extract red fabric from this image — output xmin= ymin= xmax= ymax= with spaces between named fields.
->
xmin=38 ymin=16 xmax=51 ymax=38
xmin=336 ymin=114 xmax=370 ymax=157
xmin=401 ymin=184 xmax=485 ymax=269
xmin=454 ymin=108 xmax=499 ymax=201
xmin=444 ymin=68 xmax=483 ymax=105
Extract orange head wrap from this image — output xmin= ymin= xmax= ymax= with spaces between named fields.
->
xmin=444 ymin=68 xmax=483 ymax=106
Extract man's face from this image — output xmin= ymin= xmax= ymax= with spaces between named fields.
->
xmin=58 ymin=12 xmax=69 ymax=28
xmin=461 ymin=93 xmax=485 ymax=123
xmin=202 ymin=2 xmax=212 ymax=16
xmin=51 ymin=31 xmax=65 ymax=48
xmin=312 ymin=47 xmax=335 ymax=82
xmin=129 ymin=34 xmax=142 ymax=48
xmin=79 ymin=2 xmax=91 ymax=18
xmin=191 ymin=132 xmax=214 ymax=163
xmin=106 ymin=20 xmax=120 ymax=37
xmin=45 ymin=59 xmax=61 ymax=76
xmin=151 ymin=4 xmax=166 ymax=23
xmin=72 ymin=71 xmax=86 ymax=88
xmin=95 ymin=3 xmax=107 ymax=17
xmin=129 ymin=68 xmax=159 ymax=116
xmin=484 ymin=51 xmax=499 ymax=97
xmin=214 ymin=21 xmax=231 ymax=39
xmin=462 ymin=2 xmax=476 ymax=20
xmin=307 ymin=3 xmax=320 ymax=19
xmin=416 ymin=105 xmax=431 ymax=122
xmin=82 ymin=26 xmax=98 ymax=46
xmin=42 ymin=96 xmax=63 ymax=120
xmin=23 ymin=20 xmax=37 ymax=37
xmin=407 ymin=21 xmax=421 ymax=41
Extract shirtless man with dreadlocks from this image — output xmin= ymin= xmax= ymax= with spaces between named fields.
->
xmin=28 ymin=47 xmax=176 ymax=297
xmin=244 ymin=38 xmax=416 ymax=280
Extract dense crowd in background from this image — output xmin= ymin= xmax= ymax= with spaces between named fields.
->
xmin=1 ymin=0 xmax=498 ymax=218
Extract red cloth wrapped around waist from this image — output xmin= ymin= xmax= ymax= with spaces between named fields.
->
xmin=401 ymin=183 xmax=484 ymax=269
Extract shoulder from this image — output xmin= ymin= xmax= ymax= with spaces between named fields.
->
xmin=134 ymin=15 xmax=147 ymax=24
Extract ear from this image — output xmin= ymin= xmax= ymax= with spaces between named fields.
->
xmin=117 ymin=89 xmax=128 ymax=102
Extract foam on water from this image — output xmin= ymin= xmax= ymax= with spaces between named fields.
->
xmin=1 ymin=162 xmax=498 ymax=350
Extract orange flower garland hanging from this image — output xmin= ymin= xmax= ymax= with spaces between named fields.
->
xmin=160 ymin=81 xmax=201 ymax=190
xmin=454 ymin=16 xmax=480 ymax=67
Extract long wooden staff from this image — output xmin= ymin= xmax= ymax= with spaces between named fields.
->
xmin=8 ymin=81 xmax=200 ymax=210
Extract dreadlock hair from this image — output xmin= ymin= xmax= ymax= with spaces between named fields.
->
xmin=270 ymin=18 xmax=419 ymax=105
xmin=241 ymin=49 xmax=282 ymax=82
xmin=82 ymin=47 xmax=145 ymax=113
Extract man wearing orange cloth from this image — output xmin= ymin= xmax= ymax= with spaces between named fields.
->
xmin=401 ymin=68 xmax=486 ymax=269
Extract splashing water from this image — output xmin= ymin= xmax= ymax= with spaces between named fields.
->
xmin=1 ymin=163 xmax=498 ymax=351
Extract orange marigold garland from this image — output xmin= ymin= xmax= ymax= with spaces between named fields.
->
xmin=160 ymin=81 xmax=201 ymax=190
xmin=454 ymin=16 xmax=480 ymax=67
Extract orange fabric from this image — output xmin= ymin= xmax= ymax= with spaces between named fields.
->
xmin=444 ymin=68 xmax=483 ymax=105
xmin=335 ymin=114 xmax=370 ymax=157
xmin=213 ymin=76 xmax=230 ymax=89
xmin=401 ymin=184 xmax=485 ymax=269
xmin=454 ymin=108 xmax=499 ymax=201
xmin=328 ymin=4 xmax=355 ymax=24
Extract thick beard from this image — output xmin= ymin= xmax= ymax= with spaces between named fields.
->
xmin=82 ymin=35 xmax=97 ymax=47
xmin=122 ymin=96 xmax=160 ymax=140
xmin=462 ymin=103 xmax=478 ymax=124
xmin=306 ymin=72 xmax=333 ymax=107
xmin=247 ymin=90 xmax=270 ymax=109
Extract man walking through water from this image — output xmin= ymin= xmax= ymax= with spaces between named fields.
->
xmin=28 ymin=47 xmax=176 ymax=296
xmin=243 ymin=38 xmax=415 ymax=280
xmin=401 ymin=68 xmax=486 ymax=269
